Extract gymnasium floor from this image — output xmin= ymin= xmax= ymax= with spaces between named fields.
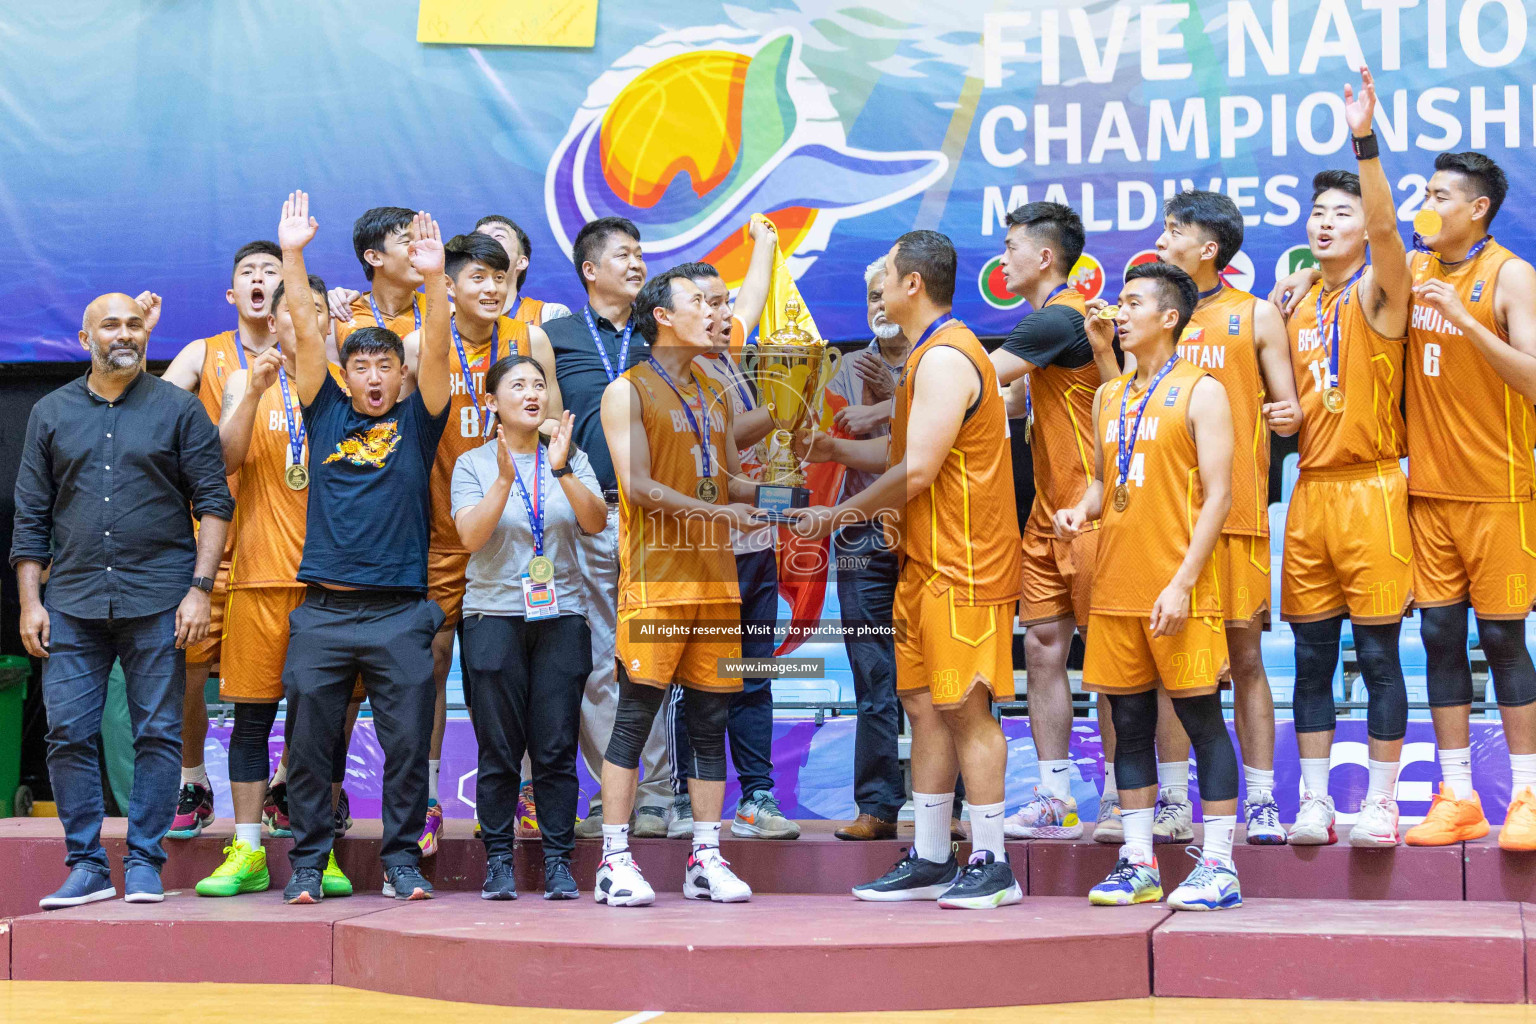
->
xmin=3 ymin=985 xmax=1527 ymax=1024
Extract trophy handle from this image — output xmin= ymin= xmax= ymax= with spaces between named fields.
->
xmin=818 ymin=346 xmax=842 ymax=393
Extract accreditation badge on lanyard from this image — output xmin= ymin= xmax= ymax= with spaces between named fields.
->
xmin=521 ymin=577 xmax=560 ymax=620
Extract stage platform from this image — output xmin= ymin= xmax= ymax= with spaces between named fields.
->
xmin=7 ymin=817 xmax=1536 ymax=1008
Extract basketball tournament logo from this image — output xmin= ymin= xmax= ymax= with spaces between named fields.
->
xmin=978 ymin=255 xmax=1024 ymax=310
xmin=1068 ymin=253 xmax=1105 ymax=301
xmin=1275 ymin=244 xmax=1319 ymax=281
xmin=546 ymin=30 xmax=947 ymax=287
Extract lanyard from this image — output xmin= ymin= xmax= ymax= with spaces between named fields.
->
xmin=275 ymin=363 xmax=305 ymax=467
xmin=647 ymin=357 xmax=712 ymax=478
xmin=235 ymin=328 xmax=247 ymax=371
xmin=713 ymin=353 xmax=754 ymax=411
xmin=1116 ymin=355 xmax=1180 ymax=487
xmin=451 ymin=317 xmax=500 ymax=436
xmin=584 ymin=307 xmax=633 ymax=382
xmin=368 ymin=293 xmax=421 ymax=336
xmin=1414 ymin=232 xmax=1491 ymax=265
xmin=1316 ymin=266 xmax=1366 ymax=390
xmin=510 ymin=444 xmax=545 ymax=557
xmin=915 ymin=312 xmax=954 ymax=349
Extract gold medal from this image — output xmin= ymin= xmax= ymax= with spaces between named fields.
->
xmin=1323 ymin=386 xmax=1345 ymax=414
xmin=1096 ymin=304 xmax=1121 ymax=321
xmin=527 ymin=555 xmax=555 ymax=584
xmin=696 ymin=478 xmax=719 ymax=502
xmin=1413 ymin=208 xmax=1443 ymax=241
xmin=285 ymin=463 xmax=309 ymax=491
xmin=1112 ymin=482 xmax=1130 ymax=512
xmin=1024 ymin=416 xmax=1033 ymax=446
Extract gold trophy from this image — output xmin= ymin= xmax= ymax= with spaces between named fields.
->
xmin=745 ymin=296 xmax=840 ymax=523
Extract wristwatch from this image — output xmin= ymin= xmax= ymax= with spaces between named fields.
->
xmin=552 ymin=464 xmax=574 ymax=478
xmin=191 ymin=576 xmax=216 ymax=593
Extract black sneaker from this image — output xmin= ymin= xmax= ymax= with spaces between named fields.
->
xmin=383 ymin=864 xmax=434 ymax=900
xmin=482 ymin=855 xmax=517 ymax=901
xmin=284 ymin=867 xmax=325 ymax=905
xmin=937 ymin=851 xmax=1024 ymax=910
xmin=333 ymin=788 xmax=352 ymax=838
xmin=851 ymin=847 xmax=960 ymax=902
xmin=544 ymin=857 xmax=579 ymax=900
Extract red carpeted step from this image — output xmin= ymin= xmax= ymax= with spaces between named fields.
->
xmin=1153 ymin=898 xmax=1526 ymax=1002
xmin=1463 ymin=836 xmax=1536 ymax=902
xmin=0 ymin=918 xmax=10 ymax=980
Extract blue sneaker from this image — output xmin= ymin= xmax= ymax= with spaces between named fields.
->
xmin=124 ymin=863 xmax=164 ymax=904
xmin=39 ymin=866 xmax=116 ymax=910
xmin=1167 ymin=850 xmax=1242 ymax=911
xmin=1088 ymin=857 xmax=1162 ymax=906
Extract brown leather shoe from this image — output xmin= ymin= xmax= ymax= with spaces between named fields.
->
xmin=835 ymin=813 xmax=898 ymax=841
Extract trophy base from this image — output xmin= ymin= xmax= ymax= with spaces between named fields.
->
xmin=756 ymin=483 xmax=810 ymax=519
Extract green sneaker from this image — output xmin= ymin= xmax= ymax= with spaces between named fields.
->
xmin=322 ymin=850 xmax=353 ymax=897
xmin=195 ymin=840 xmax=269 ymax=897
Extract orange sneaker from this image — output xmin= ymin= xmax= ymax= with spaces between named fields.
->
xmin=1404 ymin=784 xmax=1490 ymax=846
xmin=1500 ymin=786 xmax=1536 ymax=851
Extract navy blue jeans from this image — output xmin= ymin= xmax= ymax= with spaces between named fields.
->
xmin=834 ymin=523 xmax=905 ymax=821
xmin=669 ymin=546 xmax=777 ymax=799
xmin=41 ymin=604 xmax=184 ymax=873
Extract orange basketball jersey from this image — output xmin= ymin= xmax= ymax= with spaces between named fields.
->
xmin=1407 ymin=240 xmax=1535 ymax=502
xmin=337 ymin=291 xmax=427 ymax=348
xmin=228 ymin=371 xmax=309 ymax=589
xmin=1025 ymin=287 xmax=1103 ymax=538
xmin=1178 ymin=286 xmax=1267 ymax=536
xmin=197 ymin=330 xmax=245 ymax=563
xmin=513 ymin=296 xmax=546 ymax=325
xmin=890 ymin=319 xmax=1022 ymax=606
xmin=617 ymin=361 xmax=739 ymax=611
xmin=1092 ymin=359 xmax=1223 ymax=618
xmin=1288 ymin=276 xmax=1406 ymax=471
xmin=430 ymin=316 xmax=531 ymax=557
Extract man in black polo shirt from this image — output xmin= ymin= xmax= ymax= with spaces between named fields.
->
xmin=13 ymin=292 xmax=233 ymax=908
xmin=274 ymin=192 xmax=451 ymax=904
xmin=543 ymin=215 xmax=674 ymax=838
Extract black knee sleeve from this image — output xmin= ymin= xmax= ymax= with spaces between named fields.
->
xmin=1422 ymin=603 xmax=1473 ymax=707
xmin=1171 ymin=692 xmax=1238 ymax=802
xmin=228 ymin=702 xmax=279 ymax=783
xmin=1292 ymin=616 xmax=1343 ymax=734
xmin=1108 ymin=691 xmax=1159 ymax=792
xmin=1478 ymin=617 xmax=1536 ymax=708
xmin=681 ymin=688 xmax=731 ymax=782
xmin=1353 ymin=621 xmax=1408 ymax=742
xmin=604 ymin=679 xmax=666 ymax=770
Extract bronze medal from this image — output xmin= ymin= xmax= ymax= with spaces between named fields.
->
xmin=1323 ymin=386 xmax=1345 ymax=414
xmin=527 ymin=555 xmax=555 ymax=584
xmin=285 ymin=463 xmax=309 ymax=491
xmin=1112 ymin=482 xmax=1130 ymax=512
xmin=696 ymin=478 xmax=720 ymax=503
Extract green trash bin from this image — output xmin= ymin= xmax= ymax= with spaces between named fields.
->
xmin=0 ymin=655 xmax=29 ymax=818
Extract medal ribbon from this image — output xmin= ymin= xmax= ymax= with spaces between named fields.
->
xmin=647 ymin=357 xmax=713 ymax=481
xmin=510 ymin=443 xmax=545 ymax=558
xmin=368 ymin=293 xmax=422 ymax=336
xmin=275 ymin=363 xmax=305 ymax=470
xmin=584 ymin=307 xmax=633 ymax=382
xmin=1115 ymin=354 xmax=1181 ymax=491
xmin=1414 ymin=232 xmax=1491 ymax=262
xmin=451 ymin=317 xmax=500 ymax=436
xmin=1317 ymin=266 xmax=1367 ymax=392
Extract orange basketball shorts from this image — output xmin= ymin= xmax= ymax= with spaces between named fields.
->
xmin=1281 ymin=461 xmax=1413 ymax=625
xmin=1082 ymin=612 xmax=1228 ymax=696
xmin=617 ymin=603 xmax=743 ymax=693
xmin=1411 ymin=495 xmax=1536 ymax=619
xmin=894 ymin=579 xmax=1016 ymax=708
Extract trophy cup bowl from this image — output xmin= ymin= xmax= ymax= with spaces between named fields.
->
xmin=745 ymin=297 xmax=839 ymax=524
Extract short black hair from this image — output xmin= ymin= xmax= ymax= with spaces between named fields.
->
xmin=892 ymin=230 xmax=957 ymax=306
xmin=1164 ymin=190 xmax=1244 ymax=271
xmin=445 ymin=232 xmax=512 ymax=280
xmin=475 ymin=215 xmax=533 ymax=289
xmin=1434 ymin=151 xmax=1508 ymax=225
xmin=632 ymin=267 xmax=695 ymax=344
xmin=1004 ymin=202 xmax=1085 ymax=266
xmin=271 ymin=273 xmax=328 ymax=313
xmin=572 ymin=216 xmax=641 ymax=291
xmin=1312 ymin=170 xmax=1362 ymax=202
xmin=340 ymin=326 xmax=405 ymax=366
xmin=352 ymin=207 xmax=415 ymax=282
xmin=1125 ymin=261 xmax=1198 ymax=339
xmin=485 ymin=353 xmax=547 ymax=397
xmin=674 ymin=261 xmax=719 ymax=281
xmin=232 ymin=241 xmax=281 ymax=278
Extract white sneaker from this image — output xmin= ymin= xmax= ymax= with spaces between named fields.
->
xmin=1288 ymin=791 xmax=1337 ymax=845
xmin=684 ymin=847 xmax=752 ymax=903
xmin=594 ymin=852 xmax=655 ymax=907
xmin=1153 ymin=788 xmax=1194 ymax=843
xmin=1244 ymin=789 xmax=1287 ymax=845
xmin=1350 ymin=795 xmax=1400 ymax=848
xmin=1166 ymin=849 xmax=1243 ymax=911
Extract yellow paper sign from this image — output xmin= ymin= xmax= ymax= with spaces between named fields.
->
xmin=417 ymin=0 xmax=598 ymax=48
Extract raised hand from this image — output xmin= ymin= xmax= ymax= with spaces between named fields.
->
xmin=546 ymin=410 xmax=575 ymax=471
xmin=748 ymin=216 xmax=778 ymax=243
xmin=494 ymin=424 xmax=516 ymax=481
xmin=408 ymin=211 xmax=444 ymax=276
xmin=249 ymin=346 xmax=282 ymax=394
xmin=1344 ymin=66 xmax=1377 ymax=137
xmin=134 ymin=292 xmax=163 ymax=332
xmin=278 ymin=190 xmax=318 ymax=251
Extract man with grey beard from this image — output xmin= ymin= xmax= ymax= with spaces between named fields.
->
xmin=13 ymin=293 xmax=233 ymax=908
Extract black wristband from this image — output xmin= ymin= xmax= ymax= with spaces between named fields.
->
xmin=552 ymin=464 xmax=573 ymax=478
xmin=1352 ymin=132 xmax=1379 ymax=161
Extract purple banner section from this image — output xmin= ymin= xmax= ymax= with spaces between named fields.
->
xmin=197 ymin=716 xmax=1514 ymax=825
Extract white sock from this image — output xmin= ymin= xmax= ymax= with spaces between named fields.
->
xmin=913 ymin=791 xmax=953 ymax=863
xmin=1038 ymin=759 xmax=1072 ymax=802
xmin=181 ymin=764 xmax=209 ymax=788
xmin=1157 ymin=760 xmax=1190 ymax=795
xmin=428 ymin=759 xmax=441 ymax=803
xmin=1201 ymin=814 xmax=1236 ymax=867
xmin=1243 ymin=766 xmax=1275 ymax=794
xmin=692 ymin=820 xmax=722 ymax=852
xmin=1438 ymin=747 xmax=1472 ymax=797
xmin=1367 ymin=758 xmax=1401 ymax=802
xmin=1120 ymin=806 xmax=1155 ymax=864
xmin=969 ymin=801 xmax=1008 ymax=861
xmin=1512 ymin=753 xmax=1536 ymax=789
xmin=602 ymin=823 xmax=629 ymax=857
xmin=1102 ymin=764 xmax=1119 ymax=803
xmin=1299 ymin=757 xmax=1331 ymax=797
xmin=270 ymin=760 xmax=288 ymax=787
xmin=235 ymin=822 xmax=263 ymax=850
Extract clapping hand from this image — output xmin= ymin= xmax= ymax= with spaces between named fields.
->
xmin=547 ymin=411 xmax=576 ymax=471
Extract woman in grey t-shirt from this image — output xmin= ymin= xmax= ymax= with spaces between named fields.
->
xmin=452 ymin=355 xmax=605 ymax=900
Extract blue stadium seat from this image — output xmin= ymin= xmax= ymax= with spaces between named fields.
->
xmin=1280 ymin=453 xmax=1300 ymax=503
